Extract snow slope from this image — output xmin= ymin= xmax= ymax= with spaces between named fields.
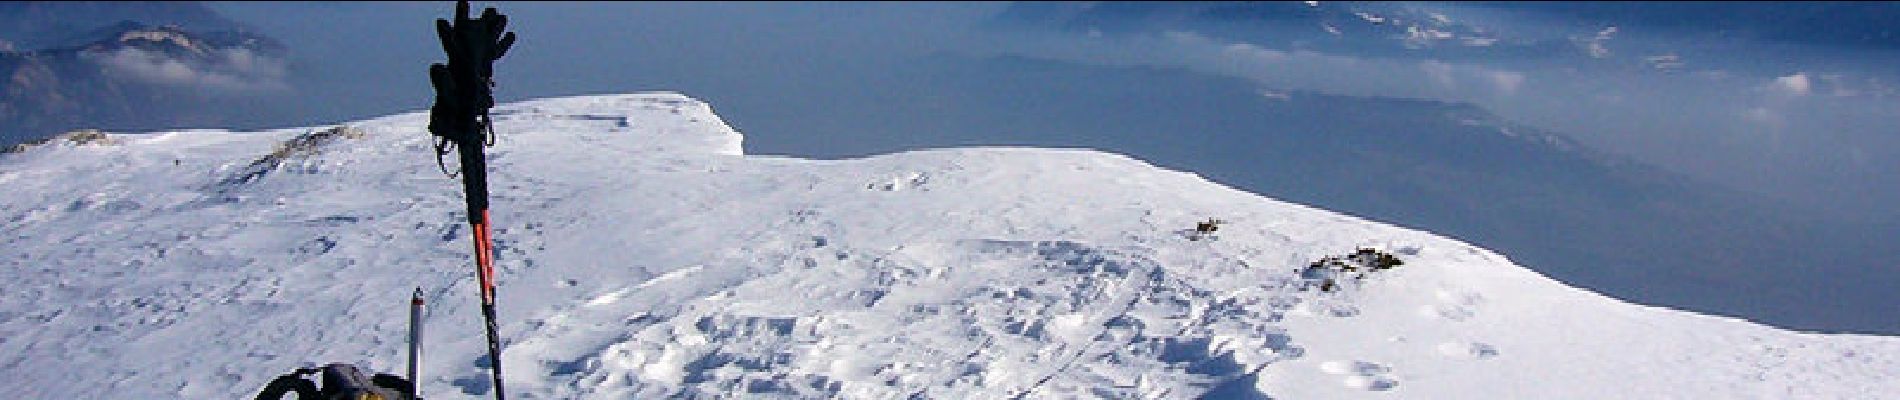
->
xmin=1 ymin=93 xmax=1895 ymax=399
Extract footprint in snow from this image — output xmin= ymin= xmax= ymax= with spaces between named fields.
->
xmin=1343 ymin=375 xmax=1399 ymax=391
xmin=1420 ymin=287 xmax=1482 ymax=321
xmin=1434 ymin=288 xmax=1485 ymax=307
xmin=1318 ymin=360 xmax=1399 ymax=391
xmin=1419 ymin=304 xmax=1475 ymax=321
xmin=1436 ymin=341 xmax=1500 ymax=360
xmin=1319 ymin=360 xmax=1388 ymax=375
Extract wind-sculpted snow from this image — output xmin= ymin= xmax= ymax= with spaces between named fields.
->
xmin=1 ymin=93 xmax=1896 ymax=399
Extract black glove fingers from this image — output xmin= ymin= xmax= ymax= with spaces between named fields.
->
xmin=479 ymin=11 xmax=506 ymax=61
xmin=456 ymin=1 xmax=472 ymax=25
xmin=481 ymin=7 xmax=501 ymax=29
xmin=490 ymin=12 xmax=508 ymax=40
xmin=437 ymin=19 xmax=461 ymax=61
xmin=494 ymin=32 xmax=516 ymax=60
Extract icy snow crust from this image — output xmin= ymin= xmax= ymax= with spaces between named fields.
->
xmin=1 ymin=93 xmax=1896 ymax=399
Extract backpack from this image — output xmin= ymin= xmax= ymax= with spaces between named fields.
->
xmin=254 ymin=363 xmax=415 ymax=400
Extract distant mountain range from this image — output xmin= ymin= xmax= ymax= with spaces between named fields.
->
xmin=0 ymin=2 xmax=284 ymax=147
xmin=1485 ymin=2 xmax=1900 ymax=49
xmin=990 ymin=1 xmax=1562 ymax=61
xmin=0 ymin=1 xmax=245 ymax=50
xmin=993 ymin=1 xmax=1900 ymax=61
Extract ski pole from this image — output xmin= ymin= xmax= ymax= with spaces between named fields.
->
xmin=426 ymin=2 xmax=515 ymax=398
xmin=408 ymin=287 xmax=425 ymax=399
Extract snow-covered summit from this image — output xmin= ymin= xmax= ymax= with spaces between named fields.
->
xmin=486 ymin=93 xmax=744 ymax=157
xmin=1 ymin=93 xmax=1896 ymax=399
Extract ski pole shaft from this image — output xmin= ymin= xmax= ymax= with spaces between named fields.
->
xmin=473 ymin=210 xmax=497 ymax=304
xmin=470 ymin=211 xmax=505 ymax=400
xmin=482 ymin=302 xmax=505 ymax=400
xmin=408 ymin=287 xmax=425 ymax=398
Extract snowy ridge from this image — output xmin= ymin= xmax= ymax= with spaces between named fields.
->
xmin=1 ymin=93 xmax=1896 ymax=399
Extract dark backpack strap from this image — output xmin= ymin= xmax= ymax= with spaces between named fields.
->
xmin=252 ymin=369 xmax=320 ymax=400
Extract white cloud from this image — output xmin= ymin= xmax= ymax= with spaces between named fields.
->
xmin=1012 ymin=31 xmax=1532 ymax=106
xmin=1771 ymin=73 xmax=1812 ymax=96
xmin=1151 ymin=32 xmax=1532 ymax=101
xmin=80 ymin=47 xmax=289 ymax=93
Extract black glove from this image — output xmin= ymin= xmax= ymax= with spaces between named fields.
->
xmin=429 ymin=0 xmax=516 ymax=145
xmin=436 ymin=0 xmax=515 ymax=108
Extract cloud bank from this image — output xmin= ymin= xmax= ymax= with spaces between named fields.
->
xmin=81 ymin=46 xmax=289 ymax=93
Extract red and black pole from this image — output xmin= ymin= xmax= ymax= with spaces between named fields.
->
xmin=427 ymin=1 xmax=515 ymax=399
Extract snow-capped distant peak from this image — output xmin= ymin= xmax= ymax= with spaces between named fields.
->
xmin=115 ymin=27 xmax=204 ymax=53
